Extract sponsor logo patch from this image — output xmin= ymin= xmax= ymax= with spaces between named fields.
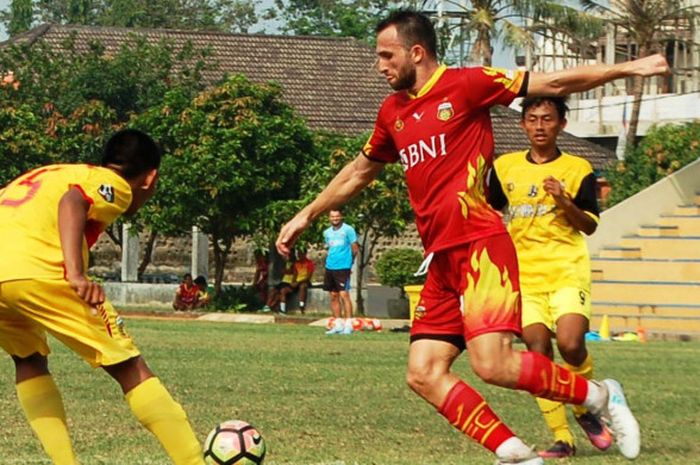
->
xmin=98 ymin=184 xmax=115 ymax=203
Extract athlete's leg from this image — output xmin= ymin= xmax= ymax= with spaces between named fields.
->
xmin=13 ymin=354 xmax=78 ymax=465
xmin=407 ymin=339 xmax=535 ymax=460
xmin=556 ymin=313 xmax=613 ymax=450
xmin=521 ymin=296 xmax=575 ymax=454
xmin=104 ymin=356 xmax=204 ymax=465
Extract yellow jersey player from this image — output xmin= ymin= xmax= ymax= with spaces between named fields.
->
xmin=0 ymin=129 xmax=205 ymax=465
xmin=489 ymin=97 xmax=613 ymax=458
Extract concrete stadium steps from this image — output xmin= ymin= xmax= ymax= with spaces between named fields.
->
xmin=592 ymin=302 xmax=700 ymax=318
xmin=590 ymin=313 xmax=700 ymax=334
xmin=657 ymin=215 xmax=700 ymax=235
xmin=591 ymin=280 xmax=700 ymax=306
xmin=673 ymin=204 xmax=700 ymax=216
xmin=598 ymin=246 xmax=642 ymax=259
xmin=590 ymin=258 xmax=700 ymax=282
xmin=618 ymin=235 xmax=700 ymax=259
xmin=637 ymin=224 xmax=679 ymax=237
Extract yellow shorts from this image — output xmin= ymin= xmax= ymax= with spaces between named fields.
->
xmin=0 ymin=279 xmax=140 ymax=367
xmin=521 ymin=287 xmax=591 ymax=331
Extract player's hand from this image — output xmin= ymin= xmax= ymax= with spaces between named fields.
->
xmin=276 ymin=212 xmax=311 ymax=259
xmin=543 ymin=175 xmax=565 ymax=200
xmin=632 ymin=53 xmax=671 ymax=78
xmin=67 ymin=273 xmax=105 ymax=307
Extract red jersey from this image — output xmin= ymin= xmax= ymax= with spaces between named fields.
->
xmin=363 ymin=66 xmax=527 ymax=254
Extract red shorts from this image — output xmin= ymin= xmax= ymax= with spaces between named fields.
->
xmin=410 ymin=233 xmax=522 ymax=348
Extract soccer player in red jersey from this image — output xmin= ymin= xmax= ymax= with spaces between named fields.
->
xmin=276 ymin=10 xmax=668 ymax=464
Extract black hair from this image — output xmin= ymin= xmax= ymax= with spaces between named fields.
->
xmin=101 ymin=129 xmax=161 ymax=179
xmin=183 ymin=273 xmax=192 ymax=280
xmin=376 ymin=9 xmax=438 ymax=59
xmin=520 ymin=96 xmax=569 ymax=120
xmin=194 ymin=276 xmax=207 ymax=286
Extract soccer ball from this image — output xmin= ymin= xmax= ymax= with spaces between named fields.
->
xmin=203 ymin=420 xmax=266 ymax=465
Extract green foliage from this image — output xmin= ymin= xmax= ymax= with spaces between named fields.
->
xmin=211 ymin=284 xmax=261 ymax=312
xmin=7 ymin=0 xmax=32 ymax=35
xmin=268 ymin=0 xmax=395 ymax=43
xmin=605 ymin=122 xmax=700 ymax=207
xmin=375 ymin=247 xmax=425 ymax=292
xmin=134 ymin=74 xmax=315 ymax=294
xmin=0 ymin=105 xmax=54 ymax=186
xmin=0 ymin=0 xmax=260 ymax=35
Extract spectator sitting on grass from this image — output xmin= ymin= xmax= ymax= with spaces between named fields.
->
xmin=193 ymin=275 xmax=211 ymax=309
xmin=173 ymin=273 xmax=198 ymax=310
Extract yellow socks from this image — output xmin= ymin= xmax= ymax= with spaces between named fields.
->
xmin=126 ymin=377 xmax=204 ymax=465
xmin=565 ymin=353 xmax=594 ymax=417
xmin=16 ymin=375 xmax=79 ymax=465
xmin=536 ymin=397 xmax=574 ymax=446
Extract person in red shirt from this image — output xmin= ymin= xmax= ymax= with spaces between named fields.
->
xmin=277 ymin=10 xmax=668 ymax=464
xmin=173 ymin=273 xmax=199 ymax=310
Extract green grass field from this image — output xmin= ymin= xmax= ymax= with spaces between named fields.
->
xmin=1 ymin=319 xmax=698 ymax=465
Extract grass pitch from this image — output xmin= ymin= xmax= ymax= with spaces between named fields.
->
xmin=0 ymin=318 xmax=698 ymax=465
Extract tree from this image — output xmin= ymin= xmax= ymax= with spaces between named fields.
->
xmin=268 ymin=0 xmax=395 ymax=43
xmin=605 ymin=121 xmax=700 ymax=207
xmin=581 ymin=0 xmax=699 ymax=148
xmin=320 ymin=130 xmax=415 ymax=314
xmin=0 ymin=0 xmax=259 ymax=36
xmin=6 ymin=0 xmax=33 ymax=36
xmin=137 ymin=75 xmax=315 ymax=296
xmin=0 ymin=34 xmax=209 ymax=274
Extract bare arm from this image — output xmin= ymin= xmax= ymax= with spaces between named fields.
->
xmin=543 ymin=176 xmax=597 ymax=235
xmin=351 ymin=242 xmax=360 ymax=259
xmin=276 ymin=154 xmax=385 ymax=257
xmin=58 ymin=188 xmax=105 ymax=306
xmin=528 ymin=53 xmax=670 ymax=97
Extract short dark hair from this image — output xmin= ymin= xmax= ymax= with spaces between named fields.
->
xmin=194 ymin=275 xmax=207 ymax=287
xmin=183 ymin=273 xmax=192 ymax=280
xmin=101 ymin=129 xmax=161 ymax=179
xmin=376 ymin=9 xmax=438 ymax=59
xmin=520 ymin=96 xmax=569 ymax=120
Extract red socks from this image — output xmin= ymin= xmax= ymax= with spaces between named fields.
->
xmin=438 ymin=381 xmax=515 ymax=452
xmin=516 ymin=351 xmax=588 ymax=404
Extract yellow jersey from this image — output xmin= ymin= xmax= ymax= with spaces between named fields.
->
xmin=490 ymin=150 xmax=599 ymax=293
xmin=0 ymin=164 xmax=132 ymax=281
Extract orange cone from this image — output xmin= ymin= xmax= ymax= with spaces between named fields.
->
xmin=637 ymin=326 xmax=647 ymax=343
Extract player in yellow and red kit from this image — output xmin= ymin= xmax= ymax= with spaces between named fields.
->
xmin=0 ymin=130 xmax=205 ymax=465
xmin=276 ymin=10 xmax=667 ymax=464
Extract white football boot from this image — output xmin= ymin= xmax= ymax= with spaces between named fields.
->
xmin=594 ymin=379 xmax=641 ymax=459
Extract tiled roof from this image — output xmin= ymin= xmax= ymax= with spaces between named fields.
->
xmin=4 ymin=24 xmax=388 ymax=135
xmin=3 ymin=24 xmax=615 ymax=168
xmin=492 ymin=105 xmax=616 ymax=170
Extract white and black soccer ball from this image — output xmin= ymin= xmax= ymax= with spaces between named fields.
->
xmin=203 ymin=420 xmax=266 ymax=465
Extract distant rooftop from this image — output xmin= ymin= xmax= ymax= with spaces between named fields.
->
xmin=3 ymin=24 xmax=615 ymax=168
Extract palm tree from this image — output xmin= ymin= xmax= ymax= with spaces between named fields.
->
xmin=581 ymin=0 xmax=699 ymax=148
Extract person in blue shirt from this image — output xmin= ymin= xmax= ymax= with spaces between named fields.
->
xmin=323 ymin=209 xmax=359 ymax=334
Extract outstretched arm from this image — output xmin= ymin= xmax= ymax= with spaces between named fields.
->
xmin=527 ymin=53 xmax=670 ymax=97
xmin=276 ymin=154 xmax=385 ymax=257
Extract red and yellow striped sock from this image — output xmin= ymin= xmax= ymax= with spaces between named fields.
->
xmin=438 ymin=381 xmax=515 ymax=452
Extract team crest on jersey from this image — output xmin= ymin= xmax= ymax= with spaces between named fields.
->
xmin=507 ymin=182 xmax=515 ymax=192
xmin=437 ymin=101 xmax=454 ymax=121
xmin=414 ymin=305 xmax=426 ymax=320
xmin=528 ymin=185 xmax=538 ymax=197
xmin=394 ymin=118 xmax=404 ymax=132
xmin=98 ymin=184 xmax=115 ymax=203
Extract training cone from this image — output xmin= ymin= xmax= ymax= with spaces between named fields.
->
xmin=599 ymin=314 xmax=611 ymax=340
xmin=637 ymin=326 xmax=648 ymax=344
